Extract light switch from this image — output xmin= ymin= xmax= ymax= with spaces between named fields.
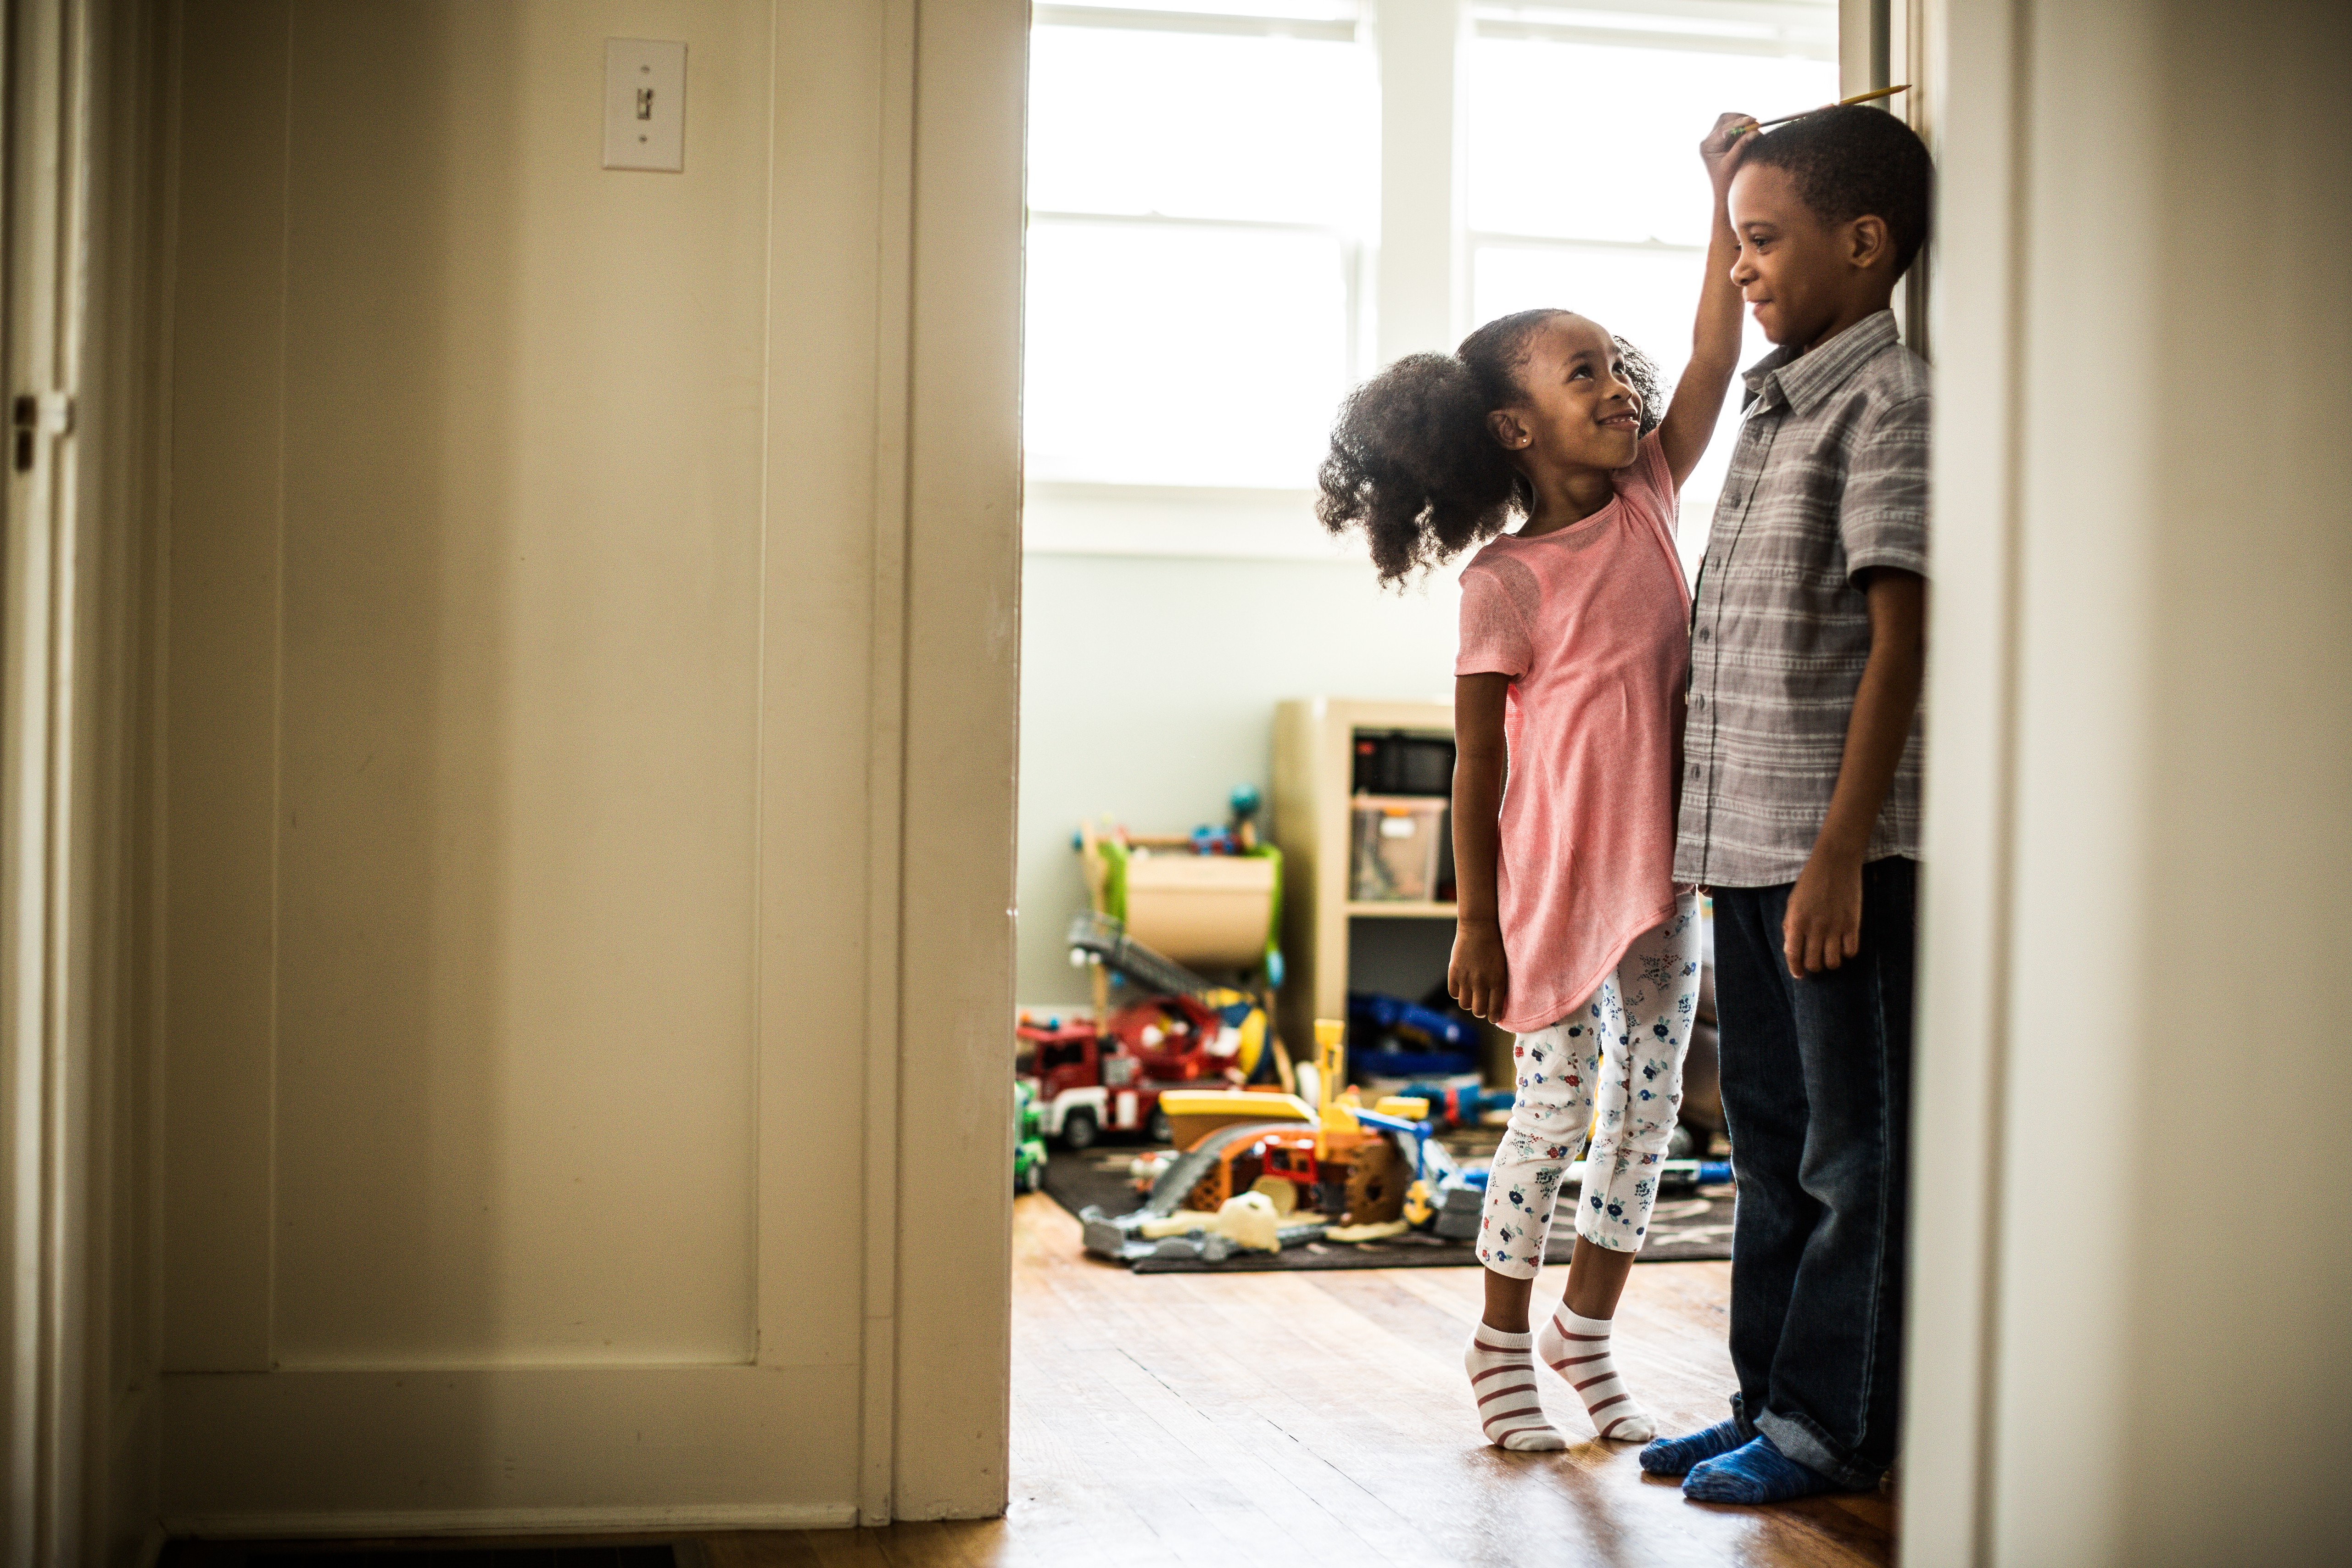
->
xmin=603 ymin=39 xmax=686 ymax=172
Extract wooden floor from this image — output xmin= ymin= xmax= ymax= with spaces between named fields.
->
xmin=171 ymin=1194 xmax=1894 ymax=1568
xmin=707 ymin=1194 xmax=1892 ymax=1568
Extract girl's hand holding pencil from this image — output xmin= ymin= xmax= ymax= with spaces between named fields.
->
xmin=1701 ymin=112 xmax=1761 ymax=183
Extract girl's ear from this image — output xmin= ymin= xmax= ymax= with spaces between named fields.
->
xmin=1487 ymin=409 xmax=1532 ymax=451
xmin=1848 ymin=213 xmax=1890 ymax=271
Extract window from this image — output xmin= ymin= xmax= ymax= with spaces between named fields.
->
xmin=1025 ymin=3 xmax=1376 ymax=489
xmin=1025 ymin=0 xmax=1841 ymax=561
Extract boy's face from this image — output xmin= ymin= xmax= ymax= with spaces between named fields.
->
xmin=1487 ymin=314 xmax=1642 ymax=473
xmin=1727 ymin=162 xmax=1888 ymax=349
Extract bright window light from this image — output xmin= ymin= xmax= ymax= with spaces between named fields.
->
xmin=1043 ymin=0 xmax=1363 ymax=25
xmin=1025 ymin=220 xmax=1353 ymax=488
xmin=1467 ymin=37 xmax=1838 ymax=245
xmin=1025 ymin=15 xmax=1374 ymax=489
xmin=1028 ymin=26 xmax=1373 ymax=227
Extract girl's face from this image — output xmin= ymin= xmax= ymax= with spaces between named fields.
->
xmin=1486 ymin=314 xmax=1642 ymax=474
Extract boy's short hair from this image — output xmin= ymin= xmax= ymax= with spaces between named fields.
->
xmin=1744 ymin=105 xmax=1933 ymax=276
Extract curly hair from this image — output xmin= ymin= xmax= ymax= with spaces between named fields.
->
xmin=1741 ymin=105 xmax=1933 ymax=276
xmin=1317 ymin=309 xmax=1665 ymax=585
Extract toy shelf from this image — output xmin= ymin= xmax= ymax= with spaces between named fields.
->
xmin=1274 ymin=698 xmax=1482 ymax=1072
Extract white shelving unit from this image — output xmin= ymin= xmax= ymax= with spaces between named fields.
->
xmin=1271 ymin=697 xmax=1462 ymax=1060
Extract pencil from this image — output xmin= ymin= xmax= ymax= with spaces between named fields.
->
xmin=1730 ymin=84 xmax=1910 ymax=138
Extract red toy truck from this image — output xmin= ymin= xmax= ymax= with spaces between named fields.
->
xmin=1017 ymin=998 xmax=1232 ymax=1150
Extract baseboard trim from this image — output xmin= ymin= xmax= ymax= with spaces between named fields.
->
xmin=160 ymin=1503 xmax=860 ymax=1539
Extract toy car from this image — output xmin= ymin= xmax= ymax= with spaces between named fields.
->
xmin=1013 ymin=1079 xmax=1048 ymax=1194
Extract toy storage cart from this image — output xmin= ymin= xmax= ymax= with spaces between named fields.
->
xmin=1077 ymin=821 xmax=1284 ymax=1025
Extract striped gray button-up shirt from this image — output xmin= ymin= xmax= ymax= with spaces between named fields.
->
xmin=1675 ymin=309 xmax=1929 ymax=888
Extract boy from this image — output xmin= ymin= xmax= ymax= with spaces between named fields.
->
xmin=1639 ymin=105 xmax=1934 ymax=1504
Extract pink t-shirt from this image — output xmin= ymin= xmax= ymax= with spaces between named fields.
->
xmin=1453 ymin=430 xmax=1691 ymax=1032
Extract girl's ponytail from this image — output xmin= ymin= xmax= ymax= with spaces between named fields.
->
xmin=1316 ymin=350 xmax=1519 ymax=586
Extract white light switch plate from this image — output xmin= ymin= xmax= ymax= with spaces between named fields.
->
xmin=603 ymin=39 xmax=686 ymax=172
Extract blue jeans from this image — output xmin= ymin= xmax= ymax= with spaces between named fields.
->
xmin=1710 ymin=858 xmax=1915 ymax=1488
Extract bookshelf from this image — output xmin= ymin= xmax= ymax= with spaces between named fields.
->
xmin=1270 ymin=697 xmax=1461 ymax=1062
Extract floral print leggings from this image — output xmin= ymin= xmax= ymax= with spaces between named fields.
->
xmin=1476 ymin=893 xmax=1701 ymax=1277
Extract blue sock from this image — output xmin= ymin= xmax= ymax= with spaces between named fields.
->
xmin=1682 ymin=1434 xmax=1838 ymax=1504
xmin=1638 ymin=1418 xmax=1745 ymax=1476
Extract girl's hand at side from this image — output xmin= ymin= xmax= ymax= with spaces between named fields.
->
xmin=1450 ymin=917 xmax=1511 ymax=1021
xmin=1450 ymin=672 xmax=1513 ymax=1021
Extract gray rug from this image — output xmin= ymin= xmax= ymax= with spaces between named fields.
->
xmin=1041 ymin=1143 xmax=1732 ymax=1271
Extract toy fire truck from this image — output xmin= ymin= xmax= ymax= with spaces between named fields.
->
xmin=1017 ymin=997 xmax=1228 ymax=1149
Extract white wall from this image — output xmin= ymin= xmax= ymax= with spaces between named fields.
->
xmin=1017 ymin=547 xmax=1461 ymax=1004
xmin=1905 ymin=0 xmax=2352 ymax=1562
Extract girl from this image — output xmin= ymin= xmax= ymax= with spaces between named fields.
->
xmin=1316 ymin=112 xmax=1754 ymax=1451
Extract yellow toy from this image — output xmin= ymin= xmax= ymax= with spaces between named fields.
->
xmin=1313 ymin=1017 xmax=1356 ymax=1161
xmin=1156 ymin=1088 xmax=1315 ymax=1152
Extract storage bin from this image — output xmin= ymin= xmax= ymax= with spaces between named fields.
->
xmin=1122 ymin=850 xmax=1277 ymax=970
xmin=1350 ymin=795 xmax=1447 ymax=903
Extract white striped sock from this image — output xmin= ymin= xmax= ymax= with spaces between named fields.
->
xmin=1464 ymin=1325 xmax=1568 ymax=1451
xmin=1537 ymin=1306 xmax=1654 ymax=1442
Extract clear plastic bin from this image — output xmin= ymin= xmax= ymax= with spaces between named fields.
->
xmin=1350 ymin=795 xmax=1447 ymax=902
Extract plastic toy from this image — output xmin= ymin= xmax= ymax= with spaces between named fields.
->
xmin=1395 ymin=1080 xmax=1517 ymax=1129
xmin=1177 ymin=1125 xmax=1321 ymax=1215
xmin=1063 ymin=909 xmax=1279 ymax=1077
xmin=1074 ymin=833 xmax=1284 ymax=984
xmin=1078 ymin=1017 xmax=1457 ymax=1262
xmin=1154 ymin=1087 xmax=1314 ymax=1150
xmin=1019 ymin=963 xmax=1283 ymax=1149
xmin=1013 ymin=1080 xmax=1048 ymax=1194
xmin=1072 ymin=813 xmax=1291 ymax=1086
xmin=1080 ymin=1115 xmax=1334 ymax=1261
xmin=1345 ymin=989 xmax=1480 ymax=1078
xmin=1136 ymin=1190 xmax=1281 ymax=1252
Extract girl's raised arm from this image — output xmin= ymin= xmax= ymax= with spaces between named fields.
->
xmin=1655 ymin=112 xmax=1759 ymax=490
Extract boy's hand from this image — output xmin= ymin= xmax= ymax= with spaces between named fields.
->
xmin=1783 ymin=849 xmax=1863 ymax=978
xmin=1701 ymin=112 xmax=1760 ymax=184
xmin=1450 ymin=917 xmax=1511 ymax=1022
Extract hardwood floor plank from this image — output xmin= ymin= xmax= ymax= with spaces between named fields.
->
xmin=704 ymin=1531 xmax=827 ymax=1568
xmin=799 ymin=1528 xmax=903 ymax=1568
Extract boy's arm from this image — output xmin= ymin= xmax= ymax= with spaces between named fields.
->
xmin=1782 ymin=569 xmax=1926 ymax=977
xmin=1657 ymin=112 xmax=1758 ymax=490
xmin=1448 ymin=673 xmax=1511 ymax=1021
